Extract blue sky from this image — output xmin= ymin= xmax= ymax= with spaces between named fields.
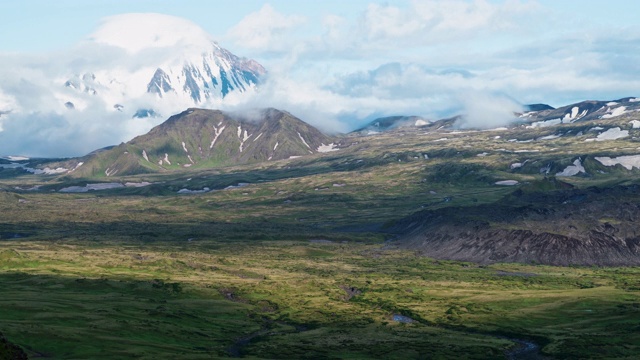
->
xmin=1 ymin=0 xmax=640 ymax=156
xmin=1 ymin=1 xmax=638 ymax=53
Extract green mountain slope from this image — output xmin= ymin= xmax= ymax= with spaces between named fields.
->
xmin=73 ymin=108 xmax=335 ymax=177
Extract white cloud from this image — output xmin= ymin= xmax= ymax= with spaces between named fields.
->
xmin=225 ymin=4 xmax=307 ymax=52
xmin=456 ymin=91 xmax=522 ymax=129
xmin=89 ymin=13 xmax=215 ymax=54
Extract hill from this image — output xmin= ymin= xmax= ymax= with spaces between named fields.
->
xmin=71 ymin=108 xmax=337 ymax=177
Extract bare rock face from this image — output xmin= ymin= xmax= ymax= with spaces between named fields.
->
xmin=392 ymin=184 xmax=640 ymax=266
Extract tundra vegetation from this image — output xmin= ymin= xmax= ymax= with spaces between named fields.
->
xmin=1 ymin=106 xmax=640 ymax=359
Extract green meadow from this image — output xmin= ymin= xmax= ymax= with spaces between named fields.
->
xmin=0 ymin=239 xmax=639 ymax=359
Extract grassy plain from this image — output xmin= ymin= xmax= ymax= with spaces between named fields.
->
xmin=1 ymin=240 xmax=639 ymax=359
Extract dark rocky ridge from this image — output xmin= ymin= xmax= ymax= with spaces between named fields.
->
xmin=0 ymin=332 xmax=27 ymax=360
xmin=392 ymin=182 xmax=640 ymax=266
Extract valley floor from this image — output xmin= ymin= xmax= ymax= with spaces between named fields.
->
xmin=0 ymin=240 xmax=639 ymax=359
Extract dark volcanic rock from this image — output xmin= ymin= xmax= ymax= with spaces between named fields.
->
xmin=524 ymin=103 xmax=554 ymax=112
xmin=392 ymin=185 xmax=640 ymax=266
xmin=0 ymin=332 xmax=27 ymax=360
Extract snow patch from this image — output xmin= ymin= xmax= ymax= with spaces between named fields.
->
xmin=182 ymin=141 xmax=188 ymax=153
xmin=239 ymin=130 xmax=252 ymax=152
xmin=594 ymin=127 xmax=629 ymax=141
xmin=538 ymin=134 xmax=561 ymax=140
xmin=210 ymin=125 xmax=226 ymax=149
xmin=163 ymin=153 xmax=171 ymax=165
xmin=495 ymin=180 xmax=519 ymax=186
xmin=0 ymin=162 xmax=69 ymax=175
xmin=527 ymin=119 xmax=562 ymax=128
xmin=602 ymin=106 xmax=628 ymax=119
xmin=415 ymin=119 xmax=429 ymax=126
xmin=177 ymin=187 xmax=210 ymax=194
xmin=630 ymin=120 xmax=640 ymax=129
xmin=68 ymin=162 xmax=84 ymax=173
xmin=273 ymin=142 xmax=279 ymax=151
xmin=124 ymin=182 xmax=152 ymax=188
xmin=253 ymin=133 xmax=263 ymax=142
xmin=297 ymin=132 xmax=311 ymax=149
xmin=317 ymin=143 xmax=339 ymax=153
xmin=563 ymin=106 xmax=587 ymax=122
xmin=476 ymin=152 xmax=489 ymax=157
xmin=37 ymin=167 xmax=68 ymax=175
xmin=595 ymin=155 xmax=640 ymax=170
xmin=510 ymin=162 xmax=523 ymax=169
xmin=556 ymin=158 xmax=585 ymax=177
xmin=142 ymin=150 xmax=149 ymax=162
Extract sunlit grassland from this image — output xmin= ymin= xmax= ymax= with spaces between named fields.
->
xmin=0 ymin=241 xmax=639 ymax=359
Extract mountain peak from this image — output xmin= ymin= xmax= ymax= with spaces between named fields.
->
xmin=73 ymin=108 xmax=336 ymax=177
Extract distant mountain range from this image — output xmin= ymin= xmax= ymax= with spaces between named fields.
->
xmin=4 ymin=96 xmax=639 ymax=177
xmin=520 ymin=97 xmax=640 ymax=124
xmin=352 ymin=97 xmax=640 ymax=135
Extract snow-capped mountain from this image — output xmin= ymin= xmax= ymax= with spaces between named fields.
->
xmin=519 ymin=97 xmax=640 ymax=124
xmin=0 ymin=13 xmax=267 ymax=157
xmin=60 ymin=13 xmax=266 ymax=117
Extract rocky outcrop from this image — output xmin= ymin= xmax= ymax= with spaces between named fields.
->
xmin=393 ymin=184 xmax=640 ymax=266
xmin=0 ymin=332 xmax=27 ymax=360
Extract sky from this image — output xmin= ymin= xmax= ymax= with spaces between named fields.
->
xmin=1 ymin=0 xmax=640 ymax=157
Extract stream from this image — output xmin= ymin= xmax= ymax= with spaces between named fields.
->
xmin=505 ymin=338 xmax=546 ymax=360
